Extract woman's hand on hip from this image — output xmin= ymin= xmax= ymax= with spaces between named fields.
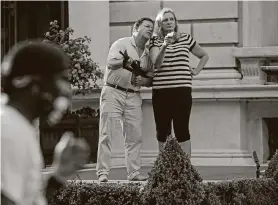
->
xmin=190 ymin=66 xmax=199 ymax=76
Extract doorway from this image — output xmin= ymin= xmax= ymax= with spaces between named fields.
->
xmin=266 ymin=118 xmax=278 ymax=160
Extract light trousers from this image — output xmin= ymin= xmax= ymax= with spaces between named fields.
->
xmin=96 ymin=86 xmax=143 ymax=180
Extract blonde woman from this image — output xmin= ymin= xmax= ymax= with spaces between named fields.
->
xmin=149 ymin=8 xmax=209 ymax=157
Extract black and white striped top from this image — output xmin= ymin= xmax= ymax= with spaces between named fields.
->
xmin=149 ymin=33 xmax=196 ymax=89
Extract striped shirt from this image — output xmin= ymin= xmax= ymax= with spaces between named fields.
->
xmin=149 ymin=33 xmax=196 ymax=89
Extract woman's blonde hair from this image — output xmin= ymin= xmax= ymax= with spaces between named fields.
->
xmin=153 ymin=8 xmax=179 ymax=40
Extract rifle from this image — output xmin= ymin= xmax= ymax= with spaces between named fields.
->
xmin=119 ymin=50 xmax=148 ymax=78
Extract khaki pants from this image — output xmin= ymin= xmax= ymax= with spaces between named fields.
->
xmin=96 ymin=86 xmax=143 ymax=180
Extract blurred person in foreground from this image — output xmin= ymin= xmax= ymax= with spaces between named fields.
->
xmin=1 ymin=41 xmax=89 ymax=205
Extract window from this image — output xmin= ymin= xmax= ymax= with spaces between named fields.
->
xmin=1 ymin=1 xmax=68 ymax=60
xmin=266 ymin=118 xmax=278 ymax=160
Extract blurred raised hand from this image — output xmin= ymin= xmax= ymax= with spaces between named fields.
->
xmin=52 ymin=131 xmax=90 ymax=181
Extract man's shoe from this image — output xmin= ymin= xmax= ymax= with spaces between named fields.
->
xmin=98 ymin=174 xmax=108 ymax=182
xmin=129 ymin=174 xmax=148 ymax=181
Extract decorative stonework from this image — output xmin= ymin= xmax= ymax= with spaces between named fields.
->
xmin=237 ymin=58 xmax=266 ymax=84
xmin=232 ymin=47 xmax=278 ymax=85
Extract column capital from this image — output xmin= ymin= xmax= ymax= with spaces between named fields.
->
xmin=237 ymin=57 xmax=266 ymax=85
xmin=232 ymin=47 xmax=278 ymax=85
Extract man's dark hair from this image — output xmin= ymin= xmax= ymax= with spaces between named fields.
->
xmin=133 ymin=17 xmax=154 ymax=31
xmin=1 ymin=40 xmax=69 ymax=94
xmin=3 ymin=41 xmax=69 ymax=78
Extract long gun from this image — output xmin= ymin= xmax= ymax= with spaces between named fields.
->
xmin=119 ymin=50 xmax=148 ymax=78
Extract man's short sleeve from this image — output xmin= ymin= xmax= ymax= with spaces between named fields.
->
xmin=1 ymin=135 xmax=29 ymax=204
xmin=107 ymin=39 xmax=126 ymax=61
xmin=187 ymin=34 xmax=196 ymax=51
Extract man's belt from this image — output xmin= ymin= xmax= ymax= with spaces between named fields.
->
xmin=105 ymin=82 xmax=140 ymax=93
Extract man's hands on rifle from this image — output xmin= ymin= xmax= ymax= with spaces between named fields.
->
xmin=125 ymin=57 xmax=135 ymax=71
xmin=134 ymin=75 xmax=152 ymax=87
xmin=120 ymin=50 xmax=133 ymax=72
xmin=120 ymin=50 xmax=145 ymax=75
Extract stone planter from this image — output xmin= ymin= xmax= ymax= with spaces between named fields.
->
xmin=39 ymin=116 xmax=99 ymax=166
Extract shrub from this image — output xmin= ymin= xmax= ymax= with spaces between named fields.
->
xmin=48 ymin=139 xmax=278 ymax=205
xmin=201 ymin=183 xmax=221 ymax=205
xmin=202 ymin=178 xmax=278 ymax=205
xmin=264 ymin=149 xmax=278 ymax=178
xmin=141 ymin=135 xmax=205 ymax=205
xmin=49 ymin=178 xmax=278 ymax=205
xmin=43 ymin=20 xmax=103 ymax=95
xmin=49 ymin=181 xmax=142 ymax=205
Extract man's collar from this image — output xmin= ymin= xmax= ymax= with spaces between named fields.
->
xmin=131 ymin=35 xmax=150 ymax=52
xmin=131 ymin=35 xmax=137 ymax=48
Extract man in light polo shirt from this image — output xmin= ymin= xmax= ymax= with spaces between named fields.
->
xmin=97 ymin=17 xmax=154 ymax=182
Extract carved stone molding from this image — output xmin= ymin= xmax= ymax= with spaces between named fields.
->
xmin=237 ymin=58 xmax=266 ymax=84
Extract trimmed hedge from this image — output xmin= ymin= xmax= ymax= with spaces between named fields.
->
xmin=264 ymin=149 xmax=278 ymax=179
xmin=49 ymin=141 xmax=278 ymax=205
xmin=202 ymin=179 xmax=278 ymax=205
xmin=49 ymin=178 xmax=278 ymax=205
xmin=49 ymin=181 xmax=142 ymax=205
xmin=141 ymin=135 xmax=205 ymax=205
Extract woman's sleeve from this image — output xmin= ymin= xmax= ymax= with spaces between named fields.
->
xmin=149 ymin=36 xmax=160 ymax=50
xmin=187 ymin=34 xmax=197 ymax=51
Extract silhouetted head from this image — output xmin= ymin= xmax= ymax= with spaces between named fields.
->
xmin=1 ymin=40 xmax=71 ymax=125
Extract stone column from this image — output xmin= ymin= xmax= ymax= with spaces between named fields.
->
xmin=241 ymin=1 xmax=278 ymax=47
xmin=68 ymin=1 xmax=109 ymax=73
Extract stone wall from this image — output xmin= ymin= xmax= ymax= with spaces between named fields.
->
xmin=109 ymin=1 xmax=241 ymax=85
xmin=69 ymin=1 xmax=278 ymax=168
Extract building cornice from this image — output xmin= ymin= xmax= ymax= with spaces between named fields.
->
xmin=232 ymin=46 xmax=278 ymax=58
xmin=72 ymin=85 xmax=278 ymax=102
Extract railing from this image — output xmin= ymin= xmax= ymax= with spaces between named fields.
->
xmin=253 ymin=151 xmax=265 ymax=178
xmin=39 ymin=116 xmax=99 ymax=167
